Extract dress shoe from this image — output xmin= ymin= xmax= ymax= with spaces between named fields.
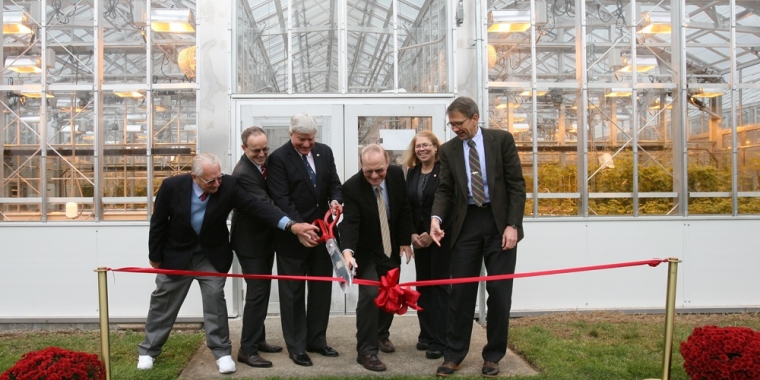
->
xmin=137 ymin=355 xmax=154 ymax=370
xmin=378 ymin=338 xmax=395 ymax=353
xmin=306 ymin=345 xmax=339 ymax=357
xmin=237 ymin=351 xmax=273 ymax=368
xmin=216 ymin=355 xmax=237 ymax=374
xmin=482 ymin=361 xmax=500 ymax=378
xmin=426 ymin=349 xmax=444 ymax=359
xmin=416 ymin=342 xmax=430 ymax=351
xmin=435 ymin=361 xmax=460 ymax=377
xmin=288 ymin=352 xmax=313 ymax=366
xmin=356 ymin=354 xmax=387 ymax=372
xmin=257 ymin=341 xmax=283 ymax=353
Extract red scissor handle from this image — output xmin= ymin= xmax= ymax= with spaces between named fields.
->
xmin=312 ymin=209 xmax=341 ymax=244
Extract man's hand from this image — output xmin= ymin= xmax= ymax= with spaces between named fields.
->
xmin=417 ymin=232 xmax=433 ymax=248
xmin=411 ymin=233 xmax=423 ymax=249
xmin=292 ymin=222 xmax=319 ymax=247
xmin=342 ymin=250 xmax=357 ymax=275
xmin=429 ymin=218 xmax=445 ymax=246
xmin=400 ymin=245 xmax=413 ymax=264
xmin=149 ymin=260 xmax=161 ymax=269
xmin=330 ymin=200 xmax=343 ymax=216
xmin=502 ymin=226 xmax=518 ymax=250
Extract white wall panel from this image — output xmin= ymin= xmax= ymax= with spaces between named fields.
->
xmin=2 ymin=219 xmax=759 ymax=322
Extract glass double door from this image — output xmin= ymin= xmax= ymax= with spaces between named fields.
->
xmin=234 ymin=99 xmax=449 ymax=314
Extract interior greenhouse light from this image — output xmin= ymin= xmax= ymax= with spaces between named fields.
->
xmin=650 ymin=96 xmax=673 ymax=110
xmin=638 ymin=11 xmax=688 ymax=34
xmin=605 ymin=88 xmax=633 ymax=97
xmin=113 ymin=90 xmax=145 ymax=98
xmin=20 ymin=91 xmax=53 ymax=98
xmin=151 ymin=9 xmax=195 ymax=33
xmin=487 ymin=10 xmax=531 ymax=33
xmin=519 ymin=89 xmax=547 ymax=96
xmin=618 ymin=55 xmax=658 ymax=73
xmin=3 ymin=11 xmax=32 ymax=34
xmin=512 ymin=123 xmax=530 ymax=132
xmin=691 ymin=88 xmax=724 ymax=98
xmin=512 ymin=113 xmax=528 ymax=122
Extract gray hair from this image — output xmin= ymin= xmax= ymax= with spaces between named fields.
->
xmin=289 ymin=112 xmax=319 ymax=135
xmin=360 ymin=144 xmax=389 ymax=165
xmin=192 ymin=153 xmax=222 ymax=177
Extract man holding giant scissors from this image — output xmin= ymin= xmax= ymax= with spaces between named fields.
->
xmin=340 ymin=144 xmax=413 ymax=372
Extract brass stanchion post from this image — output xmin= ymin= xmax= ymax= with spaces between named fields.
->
xmin=96 ymin=267 xmax=112 ymax=380
xmin=645 ymin=257 xmax=681 ymax=380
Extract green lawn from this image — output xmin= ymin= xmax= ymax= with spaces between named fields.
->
xmin=1 ymin=312 xmax=758 ymax=379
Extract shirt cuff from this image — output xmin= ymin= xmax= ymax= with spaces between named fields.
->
xmin=277 ymin=217 xmax=290 ymax=230
xmin=431 ymin=216 xmax=443 ymax=224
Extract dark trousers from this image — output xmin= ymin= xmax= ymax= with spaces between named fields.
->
xmin=276 ymin=245 xmax=334 ymax=354
xmin=238 ymin=252 xmax=275 ymax=355
xmin=445 ymin=205 xmax=517 ymax=365
xmin=414 ymin=241 xmax=451 ymax=351
xmin=355 ymin=259 xmax=396 ymax=355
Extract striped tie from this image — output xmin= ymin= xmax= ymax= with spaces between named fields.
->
xmin=376 ymin=187 xmax=392 ymax=258
xmin=467 ymin=139 xmax=486 ymax=207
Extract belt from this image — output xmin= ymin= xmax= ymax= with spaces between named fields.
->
xmin=468 ymin=202 xmax=491 ymax=208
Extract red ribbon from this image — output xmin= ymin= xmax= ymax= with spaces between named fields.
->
xmin=370 ymin=268 xmax=421 ymax=315
xmin=107 ymin=258 xmax=668 ymax=316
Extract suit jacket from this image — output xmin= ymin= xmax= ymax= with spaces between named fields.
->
xmin=406 ymin=162 xmax=453 ymax=234
xmin=230 ymin=155 xmax=277 ymax=259
xmin=339 ymin=165 xmax=412 ymax=270
xmin=267 ymin=141 xmax=342 ymax=258
xmin=148 ymin=173 xmax=285 ymax=273
xmin=431 ymin=128 xmax=526 ymax=246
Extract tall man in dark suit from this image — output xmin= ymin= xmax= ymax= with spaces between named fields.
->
xmin=339 ymin=144 xmax=413 ymax=372
xmin=138 ymin=153 xmax=318 ymax=374
xmin=231 ymin=127 xmax=284 ymax=368
xmin=267 ymin=113 xmax=343 ymax=367
xmin=430 ymin=96 xmax=526 ymax=378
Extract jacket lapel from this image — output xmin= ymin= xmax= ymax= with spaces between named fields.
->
xmin=451 ymin=141 xmax=470 ymax=200
xmin=482 ymin=129 xmax=497 ymax=197
xmin=407 ymin=166 xmax=421 ymax=205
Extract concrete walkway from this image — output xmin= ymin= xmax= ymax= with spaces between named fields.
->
xmin=178 ymin=315 xmax=537 ymax=379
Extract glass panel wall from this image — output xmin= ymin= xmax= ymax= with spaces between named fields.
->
xmin=487 ymin=0 xmax=760 ymax=217
xmin=1 ymin=0 xmax=197 ymax=222
xmin=233 ymin=0 xmax=450 ymax=94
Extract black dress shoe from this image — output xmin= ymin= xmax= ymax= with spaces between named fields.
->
xmin=426 ymin=349 xmax=444 ymax=359
xmin=378 ymin=338 xmax=395 ymax=353
xmin=237 ymin=351 xmax=273 ymax=368
xmin=306 ymin=345 xmax=339 ymax=357
xmin=416 ymin=342 xmax=430 ymax=351
xmin=257 ymin=341 xmax=283 ymax=353
xmin=482 ymin=361 xmax=500 ymax=377
xmin=288 ymin=352 xmax=312 ymax=366
xmin=356 ymin=354 xmax=387 ymax=372
xmin=435 ymin=361 xmax=460 ymax=377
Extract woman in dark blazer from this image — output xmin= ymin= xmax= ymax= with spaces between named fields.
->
xmin=403 ymin=130 xmax=452 ymax=360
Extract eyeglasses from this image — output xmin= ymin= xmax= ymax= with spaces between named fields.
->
xmin=200 ymin=174 xmax=224 ymax=184
xmin=415 ymin=143 xmax=434 ymax=150
xmin=246 ymin=146 xmax=269 ymax=155
xmin=362 ymin=168 xmax=386 ymax=176
xmin=447 ymin=117 xmax=471 ymax=129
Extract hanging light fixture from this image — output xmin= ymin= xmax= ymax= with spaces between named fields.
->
xmin=519 ymin=89 xmax=547 ymax=97
xmin=487 ymin=44 xmax=498 ymax=68
xmin=487 ymin=10 xmax=531 ymax=33
xmin=638 ymin=11 xmax=688 ymax=34
xmin=113 ymin=90 xmax=145 ymax=98
xmin=618 ymin=55 xmax=659 ymax=73
xmin=512 ymin=123 xmax=530 ymax=132
xmin=150 ymin=9 xmax=195 ymax=33
xmin=605 ymin=88 xmax=633 ymax=98
xmin=177 ymin=46 xmax=196 ymax=78
xmin=3 ymin=11 xmax=32 ymax=34
xmin=20 ymin=91 xmax=53 ymax=98
xmin=690 ymin=88 xmax=724 ymax=98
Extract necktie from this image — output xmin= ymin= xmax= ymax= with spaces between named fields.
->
xmin=467 ymin=139 xmax=486 ymax=207
xmin=200 ymin=192 xmax=208 ymax=202
xmin=303 ymin=154 xmax=317 ymax=187
xmin=261 ymin=164 xmax=267 ymax=180
xmin=376 ymin=187 xmax=392 ymax=258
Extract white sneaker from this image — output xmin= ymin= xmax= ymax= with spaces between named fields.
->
xmin=137 ymin=355 xmax=154 ymax=370
xmin=216 ymin=355 xmax=236 ymax=374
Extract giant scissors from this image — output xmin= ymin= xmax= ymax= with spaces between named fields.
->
xmin=313 ymin=209 xmax=353 ymax=292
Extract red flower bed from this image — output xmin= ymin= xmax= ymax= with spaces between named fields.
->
xmin=680 ymin=325 xmax=760 ymax=380
xmin=0 ymin=347 xmax=105 ymax=380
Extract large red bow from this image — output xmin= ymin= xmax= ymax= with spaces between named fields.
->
xmin=374 ymin=268 xmax=422 ymax=315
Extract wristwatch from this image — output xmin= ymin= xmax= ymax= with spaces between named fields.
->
xmin=285 ymin=220 xmax=296 ymax=233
